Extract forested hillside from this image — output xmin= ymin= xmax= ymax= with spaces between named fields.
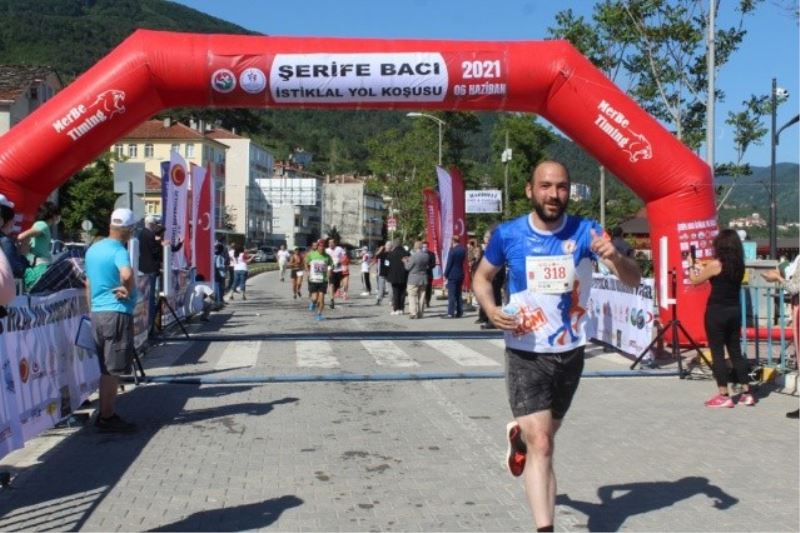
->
xmin=0 ymin=0 xmax=253 ymax=78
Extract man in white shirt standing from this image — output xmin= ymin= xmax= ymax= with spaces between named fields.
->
xmin=326 ymin=238 xmax=346 ymax=309
xmin=276 ymin=244 xmax=290 ymax=282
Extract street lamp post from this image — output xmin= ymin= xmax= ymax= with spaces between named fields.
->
xmin=406 ymin=112 xmax=445 ymax=166
xmin=769 ymin=79 xmax=796 ymax=259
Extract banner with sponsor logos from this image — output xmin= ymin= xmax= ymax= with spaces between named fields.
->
xmin=160 ymin=268 xmax=193 ymax=329
xmin=586 ymin=274 xmax=656 ymax=356
xmin=0 ymin=30 xmax=717 ymax=341
xmin=0 ymin=289 xmax=98 ymax=444
xmin=465 ymin=189 xmax=502 ymax=214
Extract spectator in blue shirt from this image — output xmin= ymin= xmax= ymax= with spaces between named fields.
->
xmin=85 ymin=208 xmax=139 ymax=433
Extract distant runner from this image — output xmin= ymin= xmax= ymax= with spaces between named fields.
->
xmin=305 ymin=239 xmax=333 ymax=321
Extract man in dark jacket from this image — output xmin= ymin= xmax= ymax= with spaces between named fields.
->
xmin=386 ymin=239 xmax=410 ymax=315
xmin=423 ymin=243 xmax=437 ymax=308
xmin=138 ymin=215 xmax=163 ymax=334
xmin=443 ymin=235 xmax=467 ymax=318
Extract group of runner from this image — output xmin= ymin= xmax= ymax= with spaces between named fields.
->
xmin=278 ymin=238 xmax=349 ymax=321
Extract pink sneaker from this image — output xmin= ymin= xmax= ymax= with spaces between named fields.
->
xmin=738 ymin=393 xmax=757 ymax=406
xmin=704 ymin=394 xmax=734 ymax=408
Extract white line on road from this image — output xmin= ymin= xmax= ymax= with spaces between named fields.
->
xmin=488 ymin=339 xmax=506 ymax=350
xmin=424 ymin=340 xmax=500 ymax=367
xmin=361 ymin=340 xmax=420 ymax=367
xmin=296 ymin=341 xmax=340 ymax=368
xmin=214 ymin=340 xmax=261 ymax=370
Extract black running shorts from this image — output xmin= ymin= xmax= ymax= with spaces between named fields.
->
xmin=308 ymin=281 xmax=328 ymax=294
xmin=505 ymin=346 xmax=585 ymax=420
xmin=329 ymin=271 xmax=343 ymax=291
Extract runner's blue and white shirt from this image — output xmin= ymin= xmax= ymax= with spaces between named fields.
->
xmin=483 ymin=213 xmax=602 ymax=353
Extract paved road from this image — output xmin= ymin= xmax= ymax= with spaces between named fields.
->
xmin=0 ymin=269 xmax=798 ymax=531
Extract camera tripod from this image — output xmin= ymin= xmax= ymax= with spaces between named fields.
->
xmin=630 ymin=268 xmax=711 ymax=377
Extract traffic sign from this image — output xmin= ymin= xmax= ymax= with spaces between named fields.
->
xmin=114 ymin=193 xmax=146 ymax=222
xmin=81 ymin=219 xmax=93 ymax=232
xmin=113 ymin=162 xmax=145 ymax=193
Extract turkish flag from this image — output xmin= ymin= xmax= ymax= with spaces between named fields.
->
xmin=191 ymin=163 xmax=214 ymax=282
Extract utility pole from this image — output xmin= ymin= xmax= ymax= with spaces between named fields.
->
xmin=502 ymin=131 xmax=511 ymax=218
xmin=599 ymin=166 xmax=606 ymax=228
xmin=706 ymin=0 xmax=716 ymax=171
xmin=769 ymin=78 xmax=777 ymax=259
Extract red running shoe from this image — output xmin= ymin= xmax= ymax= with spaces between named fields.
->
xmin=704 ymin=394 xmax=734 ymax=408
xmin=505 ymin=421 xmax=527 ymax=477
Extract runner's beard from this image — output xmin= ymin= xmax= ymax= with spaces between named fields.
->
xmin=532 ymin=196 xmax=568 ymax=223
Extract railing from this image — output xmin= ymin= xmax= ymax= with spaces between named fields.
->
xmin=740 ymin=285 xmax=796 ymax=372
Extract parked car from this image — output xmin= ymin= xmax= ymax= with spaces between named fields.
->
xmin=255 ymin=246 xmax=277 ymax=262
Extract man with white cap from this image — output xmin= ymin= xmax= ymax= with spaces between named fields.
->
xmin=84 ymin=208 xmax=139 ymax=433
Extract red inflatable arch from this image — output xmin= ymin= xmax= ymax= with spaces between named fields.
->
xmin=0 ymin=30 xmax=716 ymax=341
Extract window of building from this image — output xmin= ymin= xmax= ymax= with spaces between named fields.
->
xmin=171 ymin=143 xmax=180 ymax=154
xmin=144 ymin=144 xmax=154 ymax=158
xmin=114 ymin=144 xmax=123 ymax=158
xmin=127 ymin=144 xmax=137 ymax=158
xmin=185 ymin=143 xmax=195 ymax=158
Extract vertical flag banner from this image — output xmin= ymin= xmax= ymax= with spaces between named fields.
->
xmin=164 ymin=151 xmax=188 ymax=248
xmin=449 ymin=166 xmax=468 ymax=290
xmin=436 ymin=166 xmax=453 ymax=275
xmin=422 ymin=187 xmax=443 ymax=284
xmin=193 ymin=163 xmax=214 ymax=282
xmin=436 ymin=165 xmax=467 ymax=284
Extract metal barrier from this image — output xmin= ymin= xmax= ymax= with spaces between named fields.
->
xmin=740 ymin=285 xmax=796 ymax=372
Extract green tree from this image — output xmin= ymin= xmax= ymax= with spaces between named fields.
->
xmin=549 ymin=0 xmax=762 ymax=150
xmin=58 ymin=152 xmax=118 ymax=239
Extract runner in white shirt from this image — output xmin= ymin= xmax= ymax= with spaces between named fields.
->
xmin=276 ymin=244 xmax=290 ymax=282
xmin=326 ymin=238 xmax=346 ymax=309
xmin=360 ymin=249 xmax=372 ymax=296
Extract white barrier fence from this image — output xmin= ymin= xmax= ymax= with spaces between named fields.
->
xmin=586 ymin=275 xmax=657 ymax=357
xmin=0 ymin=270 xmax=195 ymax=461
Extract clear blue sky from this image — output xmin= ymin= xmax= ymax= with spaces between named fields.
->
xmin=176 ymin=0 xmax=799 ymax=167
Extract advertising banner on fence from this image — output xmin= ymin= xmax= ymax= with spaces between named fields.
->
xmin=465 ymin=189 xmax=502 ymax=213
xmin=0 ymin=289 xmax=98 ymax=443
xmin=586 ymin=275 xmax=656 ymax=356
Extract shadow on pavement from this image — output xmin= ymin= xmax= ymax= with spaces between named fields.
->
xmin=149 ymin=495 xmax=303 ymax=532
xmin=0 ymin=385 xmax=298 ymax=531
xmin=556 ymin=476 xmax=738 ymax=531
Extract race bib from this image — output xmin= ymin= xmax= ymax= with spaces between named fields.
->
xmin=310 ymin=261 xmax=326 ymax=282
xmin=526 ymin=255 xmax=575 ymax=294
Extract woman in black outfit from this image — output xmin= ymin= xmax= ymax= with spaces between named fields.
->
xmin=689 ymin=229 xmax=755 ymax=408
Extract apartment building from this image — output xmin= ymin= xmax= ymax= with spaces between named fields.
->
xmin=206 ymin=127 xmax=273 ymax=246
xmin=322 ymin=177 xmax=385 ymax=249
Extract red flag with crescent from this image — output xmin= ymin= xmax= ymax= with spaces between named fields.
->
xmin=192 ymin=163 xmax=213 ymax=282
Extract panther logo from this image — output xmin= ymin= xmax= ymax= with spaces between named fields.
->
xmin=623 ymin=132 xmax=653 ymax=163
xmin=87 ymin=90 xmax=126 ymax=118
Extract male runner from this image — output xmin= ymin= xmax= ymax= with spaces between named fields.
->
xmin=326 ymin=238 xmax=346 ymax=309
xmin=306 ymin=239 xmax=333 ymax=321
xmin=473 ymin=160 xmax=641 ymax=531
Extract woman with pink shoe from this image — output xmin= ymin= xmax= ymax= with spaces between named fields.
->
xmin=689 ymin=229 xmax=755 ymax=408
